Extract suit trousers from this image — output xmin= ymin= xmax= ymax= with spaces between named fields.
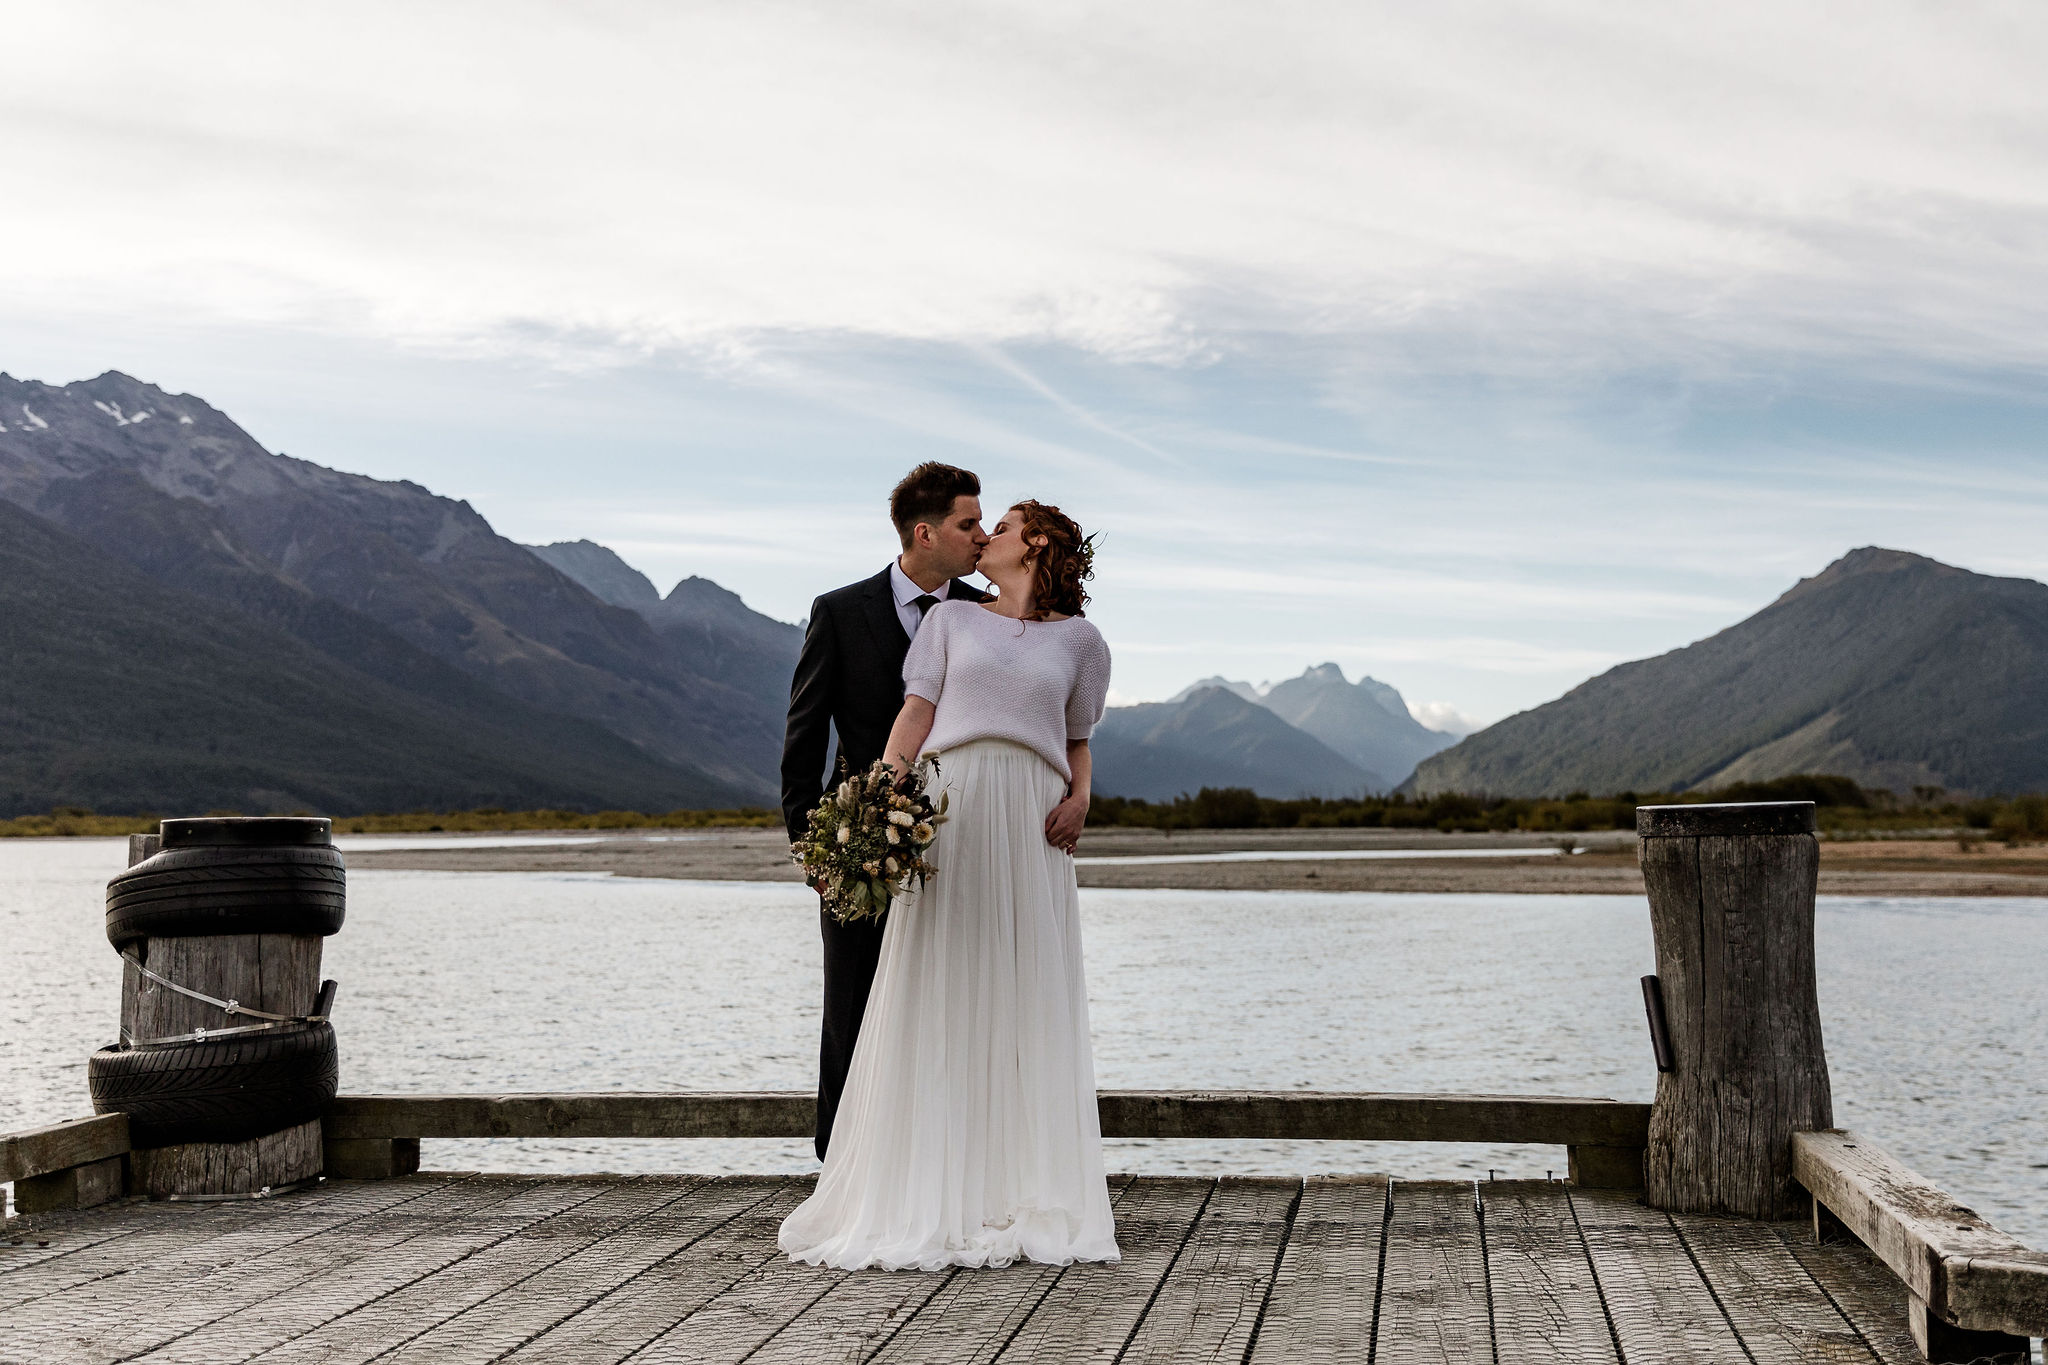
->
xmin=815 ymin=907 xmax=888 ymax=1161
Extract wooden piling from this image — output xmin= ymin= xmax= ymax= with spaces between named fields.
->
xmin=1637 ymin=801 xmax=1832 ymax=1219
xmin=105 ymin=819 xmax=340 ymax=1199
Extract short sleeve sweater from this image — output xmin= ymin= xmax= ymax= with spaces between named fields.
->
xmin=902 ymin=599 xmax=1112 ymax=782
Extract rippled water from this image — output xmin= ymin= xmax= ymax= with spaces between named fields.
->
xmin=5 ymin=839 xmax=2044 ymax=1246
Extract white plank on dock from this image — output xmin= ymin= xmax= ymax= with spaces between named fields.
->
xmin=1375 ymin=1180 xmax=1492 ymax=1364
xmin=1481 ymin=1180 xmax=1618 ymax=1364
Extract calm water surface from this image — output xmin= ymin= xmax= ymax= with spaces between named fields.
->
xmin=5 ymin=839 xmax=2044 ymax=1245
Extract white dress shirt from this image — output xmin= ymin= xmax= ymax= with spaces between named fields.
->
xmin=889 ymin=560 xmax=952 ymax=641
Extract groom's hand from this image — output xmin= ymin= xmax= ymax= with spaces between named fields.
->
xmin=1044 ymin=795 xmax=1088 ymax=855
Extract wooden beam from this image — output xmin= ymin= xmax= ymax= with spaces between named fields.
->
xmin=324 ymin=1090 xmax=1650 ymax=1146
xmin=0 ymin=1113 xmax=130 ymax=1185
xmin=1792 ymin=1128 xmax=2048 ymax=1338
xmin=1096 ymin=1091 xmax=1649 ymax=1145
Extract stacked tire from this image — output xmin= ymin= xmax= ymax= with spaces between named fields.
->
xmin=90 ymin=817 xmax=344 ymax=1150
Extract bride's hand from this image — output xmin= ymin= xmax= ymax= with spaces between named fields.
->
xmin=1044 ymin=794 xmax=1088 ymax=854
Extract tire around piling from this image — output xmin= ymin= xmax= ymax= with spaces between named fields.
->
xmin=105 ymin=845 xmax=346 ymax=950
xmin=88 ymin=1023 xmax=340 ymax=1148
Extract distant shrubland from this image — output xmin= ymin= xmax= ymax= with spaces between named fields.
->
xmin=0 ymin=806 xmax=781 ymax=838
xmin=1084 ymin=774 xmax=2048 ymax=839
xmin=6 ymin=776 xmax=2045 ymax=841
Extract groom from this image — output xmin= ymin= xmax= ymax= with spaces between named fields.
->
xmin=782 ymin=462 xmax=991 ymax=1160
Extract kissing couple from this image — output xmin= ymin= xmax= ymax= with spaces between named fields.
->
xmin=776 ymin=462 xmax=1122 ymax=1272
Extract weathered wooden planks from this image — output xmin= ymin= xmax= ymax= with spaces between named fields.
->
xmin=1567 ymin=1185 xmax=1748 ymax=1363
xmin=1375 ymin=1180 xmax=1491 ymax=1364
xmin=993 ymin=1175 xmax=1214 ymax=1361
xmin=1668 ymin=1210 xmax=1875 ymax=1364
xmin=1244 ymin=1176 xmax=1387 ymax=1364
xmin=6 ymin=1172 xmax=2021 ymax=1364
xmin=1119 ymin=1177 xmax=1300 ymax=1364
xmin=1793 ymin=1127 xmax=2048 ymax=1340
xmin=321 ymin=1089 xmax=1650 ymax=1145
xmin=866 ymin=1176 xmax=1140 ymax=1365
xmin=1482 ymin=1181 xmax=1618 ymax=1364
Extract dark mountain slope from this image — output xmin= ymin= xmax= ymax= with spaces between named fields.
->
xmin=1412 ymin=548 xmax=2048 ymax=797
xmin=0 ymin=501 xmax=737 ymax=815
xmin=1093 ymin=687 xmax=1384 ymax=800
xmin=530 ymin=539 xmax=802 ymax=699
xmin=0 ymin=372 xmax=787 ymax=799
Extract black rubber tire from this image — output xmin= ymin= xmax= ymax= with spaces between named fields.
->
xmin=106 ymin=845 xmax=346 ymax=949
xmin=88 ymin=1023 xmax=339 ymax=1148
xmin=160 ymin=816 xmax=332 ymax=848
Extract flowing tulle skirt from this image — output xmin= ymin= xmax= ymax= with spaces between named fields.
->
xmin=778 ymin=739 xmax=1121 ymax=1271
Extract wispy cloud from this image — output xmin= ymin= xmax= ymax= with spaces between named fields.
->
xmin=8 ymin=2 xmax=2048 ymax=386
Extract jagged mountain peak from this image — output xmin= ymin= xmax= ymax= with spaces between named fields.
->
xmin=529 ymin=539 xmax=662 ymax=611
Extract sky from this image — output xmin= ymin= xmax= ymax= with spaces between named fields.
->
xmin=7 ymin=1 xmax=2048 ymax=729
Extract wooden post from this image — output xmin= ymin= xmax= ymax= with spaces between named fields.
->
xmin=111 ymin=820 xmax=336 ymax=1199
xmin=1638 ymin=801 xmax=1831 ymax=1219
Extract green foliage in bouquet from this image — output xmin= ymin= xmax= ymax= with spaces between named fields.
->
xmin=793 ymin=756 xmax=949 ymax=923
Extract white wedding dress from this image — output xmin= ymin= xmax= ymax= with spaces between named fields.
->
xmin=779 ymin=603 xmax=1121 ymax=1271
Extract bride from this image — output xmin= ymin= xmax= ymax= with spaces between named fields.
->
xmin=778 ymin=499 xmax=1121 ymax=1272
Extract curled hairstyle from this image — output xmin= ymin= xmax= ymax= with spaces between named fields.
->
xmin=1011 ymin=499 xmax=1096 ymax=619
xmin=889 ymin=462 xmax=980 ymax=548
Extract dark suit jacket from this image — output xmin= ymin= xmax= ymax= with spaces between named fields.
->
xmin=781 ymin=566 xmax=989 ymax=841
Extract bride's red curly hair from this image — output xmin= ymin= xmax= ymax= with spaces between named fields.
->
xmin=1011 ymin=499 xmax=1094 ymax=619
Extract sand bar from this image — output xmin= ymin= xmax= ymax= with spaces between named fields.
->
xmin=341 ymin=826 xmax=2048 ymax=896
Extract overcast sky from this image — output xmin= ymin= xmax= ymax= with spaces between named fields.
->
xmin=7 ymin=1 xmax=2048 ymax=726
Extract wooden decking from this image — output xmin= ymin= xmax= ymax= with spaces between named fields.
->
xmin=1 ymin=1172 xmax=1941 ymax=1364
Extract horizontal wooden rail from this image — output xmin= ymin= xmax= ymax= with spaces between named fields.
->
xmin=323 ymin=1090 xmax=1651 ymax=1146
xmin=0 ymin=1113 xmax=128 ymax=1185
xmin=1794 ymin=1129 xmax=2048 ymax=1342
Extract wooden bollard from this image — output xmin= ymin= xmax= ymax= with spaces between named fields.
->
xmin=93 ymin=818 xmax=344 ymax=1199
xmin=1638 ymin=801 xmax=1832 ymax=1219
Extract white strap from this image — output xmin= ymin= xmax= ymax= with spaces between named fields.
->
xmin=120 ymin=951 xmax=333 ymax=1048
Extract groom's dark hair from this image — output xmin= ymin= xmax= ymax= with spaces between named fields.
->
xmin=889 ymin=463 xmax=980 ymax=548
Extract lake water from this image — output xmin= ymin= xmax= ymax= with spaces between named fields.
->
xmin=5 ymin=838 xmax=2044 ymax=1246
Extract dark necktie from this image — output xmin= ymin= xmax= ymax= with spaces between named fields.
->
xmin=912 ymin=594 xmax=940 ymax=620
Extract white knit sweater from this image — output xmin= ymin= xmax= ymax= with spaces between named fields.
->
xmin=902 ymin=600 xmax=1112 ymax=783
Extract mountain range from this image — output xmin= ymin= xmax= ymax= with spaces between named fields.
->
xmin=0 ymin=371 xmax=795 ymax=811
xmin=10 ymin=373 xmax=2041 ymax=815
xmin=1411 ymin=547 xmax=2048 ymax=798
xmin=1088 ymin=664 xmax=1455 ymax=799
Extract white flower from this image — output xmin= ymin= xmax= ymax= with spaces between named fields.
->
xmin=888 ymin=810 xmax=914 ymax=826
xmin=836 ymin=825 xmax=850 ymax=844
xmin=912 ymin=823 xmax=933 ymax=842
xmin=886 ymin=827 xmax=900 ymax=845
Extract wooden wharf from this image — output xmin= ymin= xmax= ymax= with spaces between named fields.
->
xmin=5 ymin=805 xmax=2047 ymax=1362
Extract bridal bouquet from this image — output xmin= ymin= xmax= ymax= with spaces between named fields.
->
xmin=794 ymin=756 xmax=948 ymax=924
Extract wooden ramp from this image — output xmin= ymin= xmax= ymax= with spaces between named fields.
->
xmin=0 ymin=1173 xmax=1942 ymax=1365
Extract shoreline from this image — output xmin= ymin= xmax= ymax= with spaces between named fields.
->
xmin=341 ymin=827 xmax=2048 ymax=897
